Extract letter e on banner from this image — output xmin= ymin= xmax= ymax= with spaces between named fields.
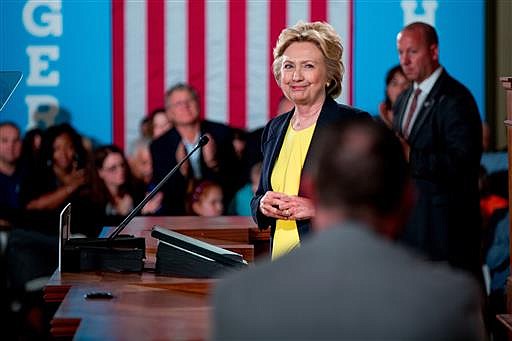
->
xmin=26 ymin=46 xmax=60 ymax=86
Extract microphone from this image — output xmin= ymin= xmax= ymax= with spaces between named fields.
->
xmin=198 ymin=134 xmax=209 ymax=147
xmin=108 ymin=135 xmax=209 ymax=240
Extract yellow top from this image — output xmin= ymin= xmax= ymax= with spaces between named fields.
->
xmin=270 ymin=121 xmax=316 ymax=259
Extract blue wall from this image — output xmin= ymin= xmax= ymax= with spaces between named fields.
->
xmin=354 ymin=0 xmax=485 ymax=118
xmin=0 ymin=1 xmax=112 ymax=144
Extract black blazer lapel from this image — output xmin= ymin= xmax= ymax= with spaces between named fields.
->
xmin=302 ymin=97 xmax=340 ymax=172
xmin=263 ymin=111 xmax=293 ymax=191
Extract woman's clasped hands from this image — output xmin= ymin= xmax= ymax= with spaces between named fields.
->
xmin=259 ymin=191 xmax=315 ymax=221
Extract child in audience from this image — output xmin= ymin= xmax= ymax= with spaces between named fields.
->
xmin=187 ymin=180 xmax=223 ymax=217
xmin=151 ymin=108 xmax=171 ymax=140
xmin=228 ymin=162 xmax=261 ymax=216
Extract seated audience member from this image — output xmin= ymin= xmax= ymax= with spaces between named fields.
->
xmin=231 ymin=127 xmax=254 ymax=186
xmin=150 ymin=83 xmax=238 ymax=215
xmin=127 ymin=139 xmax=163 ymax=213
xmin=140 ymin=115 xmax=153 ymax=140
xmin=19 ymin=127 xmax=43 ymax=171
xmin=0 ymin=122 xmax=22 ymax=227
xmin=213 ymin=119 xmax=485 ymax=340
xmin=377 ymin=64 xmax=410 ymax=128
xmin=151 ymin=107 xmax=171 ymax=140
xmin=484 ymin=208 xmax=509 ymax=339
xmin=187 ymin=180 xmax=223 ymax=217
xmin=18 ymin=123 xmax=90 ymax=235
xmin=480 ymin=121 xmax=508 ymax=174
xmin=6 ymin=124 xmax=91 ymax=330
xmin=228 ymin=162 xmax=261 ymax=216
xmin=231 ymin=128 xmax=247 ymax=161
xmin=128 ymin=138 xmax=153 ymax=186
xmin=479 ymin=165 xmax=507 ymax=229
xmin=89 ymin=145 xmax=159 ymax=227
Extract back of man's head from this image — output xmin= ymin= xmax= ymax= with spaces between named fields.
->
xmin=310 ymin=118 xmax=409 ymax=233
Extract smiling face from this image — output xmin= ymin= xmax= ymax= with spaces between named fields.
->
xmin=152 ymin=111 xmax=171 ymax=139
xmin=397 ymin=28 xmax=439 ymax=83
xmin=166 ymin=89 xmax=200 ymax=127
xmin=52 ymin=133 xmax=75 ymax=172
xmin=279 ymin=41 xmax=328 ymax=106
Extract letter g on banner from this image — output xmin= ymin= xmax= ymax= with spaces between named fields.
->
xmin=23 ymin=0 xmax=63 ymax=37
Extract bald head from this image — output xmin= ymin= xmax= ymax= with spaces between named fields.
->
xmin=402 ymin=22 xmax=438 ymax=46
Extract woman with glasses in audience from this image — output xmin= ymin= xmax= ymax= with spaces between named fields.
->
xmin=89 ymin=145 xmax=159 ymax=228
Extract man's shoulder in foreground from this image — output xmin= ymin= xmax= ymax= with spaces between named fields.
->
xmin=212 ymin=224 xmax=485 ymax=340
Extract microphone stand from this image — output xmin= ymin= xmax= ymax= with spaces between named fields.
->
xmin=62 ymin=135 xmax=209 ymax=272
xmin=108 ymin=135 xmax=209 ymax=240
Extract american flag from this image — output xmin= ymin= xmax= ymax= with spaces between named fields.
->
xmin=112 ymin=0 xmax=353 ymax=149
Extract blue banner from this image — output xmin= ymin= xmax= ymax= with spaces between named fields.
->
xmin=1 ymin=0 xmax=112 ymax=144
xmin=354 ymin=0 xmax=485 ymax=119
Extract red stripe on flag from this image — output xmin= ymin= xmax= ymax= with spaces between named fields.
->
xmin=348 ymin=0 xmax=353 ymax=105
xmin=147 ymin=0 xmax=165 ymax=114
xmin=112 ymin=0 xmax=125 ymax=148
xmin=188 ymin=0 xmax=206 ymax=120
xmin=310 ymin=0 xmax=327 ymax=22
xmin=228 ymin=0 xmax=246 ymax=128
xmin=268 ymin=0 xmax=286 ymax=120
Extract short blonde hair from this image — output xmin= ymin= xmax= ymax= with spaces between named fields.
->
xmin=273 ymin=21 xmax=344 ymax=99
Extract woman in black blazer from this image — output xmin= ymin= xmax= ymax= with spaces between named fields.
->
xmin=251 ymin=21 xmax=368 ymax=259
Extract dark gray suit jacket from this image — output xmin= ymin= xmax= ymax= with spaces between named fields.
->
xmin=212 ymin=223 xmax=484 ymax=340
xmin=392 ymin=69 xmax=482 ymax=277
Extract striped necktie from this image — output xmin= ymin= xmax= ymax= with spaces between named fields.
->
xmin=402 ymin=88 xmax=422 ymax=139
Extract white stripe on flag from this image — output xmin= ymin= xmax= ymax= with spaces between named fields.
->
xmin=206 ymin=1 xmax=227 ymax=124
xmin=329 ymin=1 xmax=350 ymax=105
xmin=165 ymin=1 xmax=187 ymax=91
xmin=121 ymin=0 xmax=352 ymax=139
xmin=247 ymin=0 xmax=269 ymax=130
xmin=125 ymin=1 xmax=146 ymax=150
xmin=287 ymin=0 xmax=309 ymax=27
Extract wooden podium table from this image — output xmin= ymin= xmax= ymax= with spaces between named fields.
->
xmin=124 ymin=216 xmax=270 ymax=261
xmin=45 ymin=216 xmax=268 ymax=339
xmin=48 ymin=271 xmax=214 ymax=339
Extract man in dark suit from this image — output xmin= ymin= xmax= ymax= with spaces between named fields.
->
xmin=212 ymin=119 xmax=484 ymax=340
xmin=150 ymin=83 xmax=238 ymax=215
xmin=392 ymin=22 xmax=482 ymax=278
